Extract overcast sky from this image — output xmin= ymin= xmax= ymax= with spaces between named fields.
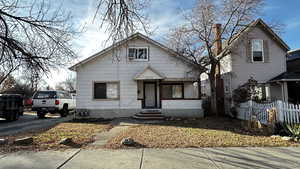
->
xmin=45 ymin=0 xmax=300 ymax=88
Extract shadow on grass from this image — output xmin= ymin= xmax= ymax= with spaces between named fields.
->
xmin=111 ymin=116 xmax=272 ymax=137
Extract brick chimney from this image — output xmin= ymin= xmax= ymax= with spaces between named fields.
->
xmin=213 ymin=24 xmax=222 ymax=55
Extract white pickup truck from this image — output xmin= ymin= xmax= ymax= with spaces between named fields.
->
xmin=32 ymin=90 xmax=76 ymax=118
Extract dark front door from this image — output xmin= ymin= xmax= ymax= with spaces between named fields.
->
xmin=144 ymin=82 xmax=157 ymax=108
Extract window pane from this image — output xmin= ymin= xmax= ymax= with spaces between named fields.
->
xmin=129 ymin=48 xmax=135 ymax=58
xmin=107 ymin=83 xmax=118 ymax=99
xmin=161 ymin=84 xmax=183 ymax=99
xmin=94 ymin=83 xmax=106 ymax=99
xmin=172 ymin=85 xmax=183 ymax=98
xmin=252 ymin=40 xmax=263 ymax=51
xmin=129 ymin=47 xmax=148 ymax=60
xmin=253 ymin=51 xmax=263 ymax=61
xmin=161 ymin=85 xmax=172 ymax=98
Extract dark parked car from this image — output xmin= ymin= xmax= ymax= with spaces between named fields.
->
xmin=0 ymin=94 xmax=24 ymax=121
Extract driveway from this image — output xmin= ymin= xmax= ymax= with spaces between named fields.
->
xmin=0 ymin=147 xmax=300 ymax=169
xmin=0 ymin=112 xmax=73 ymax=136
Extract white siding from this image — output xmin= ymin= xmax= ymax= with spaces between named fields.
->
xmin=162 ymin=100 xmax=202 ymax=109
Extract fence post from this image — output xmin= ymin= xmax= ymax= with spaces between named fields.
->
xmin=276 ymin=100 xmax=284 ymax=123
xmin=249 ymin=100 xmax=253 ymax=120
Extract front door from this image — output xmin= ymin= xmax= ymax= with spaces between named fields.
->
xmin=144 ymin=82 xmax=157 ymax=108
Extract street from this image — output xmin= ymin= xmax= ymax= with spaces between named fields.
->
xmin=0 ymin=112 xmax=73 ymax=136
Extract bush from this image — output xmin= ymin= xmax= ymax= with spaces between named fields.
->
xmin=232 ymin=86 xmax=251 ymax=103
xmin=202 ymin=97 xmax=211 ymax=116
xmin=274 ymin=123 xmax=287 ymax=136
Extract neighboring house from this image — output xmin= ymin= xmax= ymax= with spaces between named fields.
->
xmin=70 ymin=33 xmax=202 ymax=119
xmin=280 ymin=49 xmax=300 ymax=104
xmin=203 ymin=19 xmax=291 ymax=113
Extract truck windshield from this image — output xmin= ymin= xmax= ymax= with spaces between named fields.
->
xmin=33 ymin=91 xmax=57 ymax=99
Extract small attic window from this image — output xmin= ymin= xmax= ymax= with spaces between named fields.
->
xmin=252 ymin=39 xmax=264 ymax=62
xmin=128 ymin=47 xmax=148 ymax=61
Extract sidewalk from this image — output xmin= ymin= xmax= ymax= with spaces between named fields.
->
xmin=1 ymin=147 xmax=300 ymax=169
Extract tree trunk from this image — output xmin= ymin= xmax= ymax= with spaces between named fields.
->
xmin=209 ymin=64 xmax=218 ymax=116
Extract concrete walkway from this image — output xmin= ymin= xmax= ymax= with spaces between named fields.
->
xmin=1 ymin=147 xmax=300 ymax=169
xmin=92 ymin=118 xmax=163 ymax=146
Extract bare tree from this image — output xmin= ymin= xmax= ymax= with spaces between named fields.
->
xmin=0 ymin=0 xmax=76 ymax=86
xmin=94 ymin=0 xmax=150 ymax=43
xmin=169 ymin=0 xmax=265 ymax=116
xmin=55 ymin=74 xmax=76 ymax=92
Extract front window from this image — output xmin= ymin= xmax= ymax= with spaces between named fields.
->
xmin=128 ymin=47 xmax=148 ymax=61
xmin=252 ymin=39 xmax=264 ymax=62
xmin=94 ymin=82 xmax=119 ymax=99
xmin=161 ymin=84 xmax=183 ymax=99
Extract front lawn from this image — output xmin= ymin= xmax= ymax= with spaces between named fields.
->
xmin=105 ymin=117 xmax=300 ymax=148
xmin=0 ymin=119 xmax=112 ymax=153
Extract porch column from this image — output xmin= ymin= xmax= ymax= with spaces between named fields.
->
xmin=281 ymin=82 xmax=288 ymax=102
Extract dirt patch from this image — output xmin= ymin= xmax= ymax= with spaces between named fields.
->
xmin=105 ymin=117 xmax=300 ymax=149
xmin=0 ymin=119 xmax=112 ymax=153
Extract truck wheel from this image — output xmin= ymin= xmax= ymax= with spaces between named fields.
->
xmin=60 ymin=105 xmax=68 ymax=117
xmin=37 ymin=111 xmax=46 ymax=119
xmin=5 ymin=113 xmax=14 ymax=122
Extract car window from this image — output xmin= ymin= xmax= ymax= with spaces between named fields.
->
xmin=34 ymin=91 xmax=57 ymax=99
xmin=57 ymin=92 xmax=65 ymax=99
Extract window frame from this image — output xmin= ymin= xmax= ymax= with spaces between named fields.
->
xmin=128 ymin=47 xmax=149 ymax=61
xmin=251 ymin=39 xmax=264 ymax=62
xmin=93 ymin=81 xmax=120 ymax=100
xmin=160 ymin=83 xmax=184 ymax=100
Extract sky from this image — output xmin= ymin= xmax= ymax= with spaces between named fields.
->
xmin=45 ymin=0 xmax=300 ymax=88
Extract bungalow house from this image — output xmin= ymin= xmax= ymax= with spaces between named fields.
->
xmin=70 ymin=33 xmax=202 ymax=119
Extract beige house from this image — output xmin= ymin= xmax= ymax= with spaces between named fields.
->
xmin=70 ymin=33 xmax=202 ymax=119
xmin=202 ymin=19 xmax=291 ymax=113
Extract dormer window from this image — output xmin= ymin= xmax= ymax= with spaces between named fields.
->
xmin=128 ymin=47 xmax=148 ymax=61
xmin=252 ymin=39 xmax=264 ymax=62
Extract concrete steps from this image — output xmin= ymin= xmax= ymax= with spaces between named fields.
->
xmin=132 ymin=109 xmax=165 ymax=120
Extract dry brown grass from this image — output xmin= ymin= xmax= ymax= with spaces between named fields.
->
xmin=105 ymin=117 xmax=300 ymax=149
xmin=0 ymin=119 xmax=112 ymax=153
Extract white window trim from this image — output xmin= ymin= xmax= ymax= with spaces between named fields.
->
xmin=251 ymin=39 xmax=264 ymax=63
xmin=128 ymin=47 xmax=149 ymax=61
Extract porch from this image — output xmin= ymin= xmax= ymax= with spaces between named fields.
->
xmin=133 ymin=66 xmax=203 ymax=119
xmin=269 ymin=72 xmax=300 ymax=104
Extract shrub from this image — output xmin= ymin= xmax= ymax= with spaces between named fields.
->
xmin=232 ymin=86 xmax=251 ymax=103
xmin=282 ymin=123 xmax=300 ymax=137
xmin=230 ymin=107 xmax=238 ymax=119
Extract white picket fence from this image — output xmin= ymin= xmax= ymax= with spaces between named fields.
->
xmin=236 ymin=100 xmax=300 ymax=124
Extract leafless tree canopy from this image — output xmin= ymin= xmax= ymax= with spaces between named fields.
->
xmin=55 ymin=74 xmax=76 ymax=91
xmin=94 ymin=0 xmax=150 ymax=43
xmin=0 ymin=0 xmax=76 ymax=85
xmin=169 ymin=0 xmax=266 ymax=115
xmin=170 ymin=0 xmax=264 ymax=66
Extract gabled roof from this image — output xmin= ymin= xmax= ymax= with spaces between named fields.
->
xmin=225 ymin=19 xmax=290 ymax=52
xmin=269 ymin=72 xmax=300 ymax=82
xmin=134 ymin=66 xmax=165 ymax=80
xmin=69 ymin=33 xmax=196 ymax=71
